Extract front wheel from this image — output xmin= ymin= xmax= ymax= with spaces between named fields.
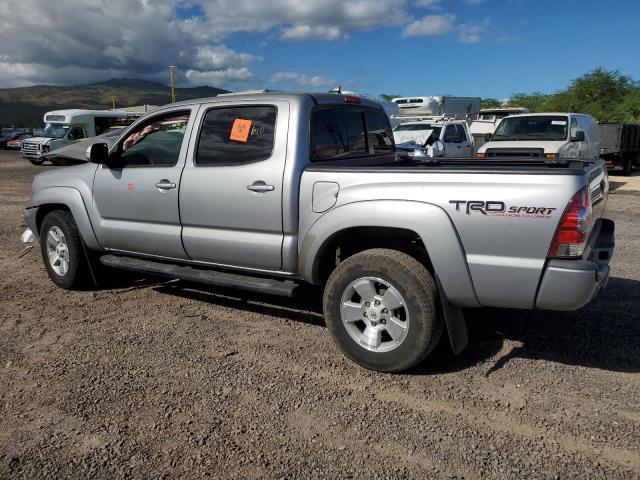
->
xmin=323 ymin=249 xmax=443 ymax=372
xmin=28 ymin=157 xmax=45 ymax=166
xmin=39 ymin=211 xmax=91 ymax=289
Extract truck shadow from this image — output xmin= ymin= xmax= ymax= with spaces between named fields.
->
xmin=154 ymin=282 xmax=326 ymax=328
xmin=417 ymin=276 xmax=640 ymax=376
xmin=149 ymin=277 xmax=639 ymax=375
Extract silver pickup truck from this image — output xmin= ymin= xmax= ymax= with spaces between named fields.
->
xmin=23 ymin=92 xmax=615 ymax=372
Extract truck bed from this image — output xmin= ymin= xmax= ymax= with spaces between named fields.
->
xmin=305 ymin=154 xmax=602 ymax=175
xmin=300 ymin=154 xmax=607 ymax=310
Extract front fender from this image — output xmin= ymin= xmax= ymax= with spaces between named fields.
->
xmin=299 ymin=200 xmax=480 ymax=308
xmin=31 ymin=186 xmax=102 ymax=251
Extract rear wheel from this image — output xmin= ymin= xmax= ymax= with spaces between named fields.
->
xmin=622 ymin=156 xmax=633 ymax=176
xmin=39 ymin=211 xmax=91 ymax=289
xmin=323 ymin=248 xmax=443 ymax=372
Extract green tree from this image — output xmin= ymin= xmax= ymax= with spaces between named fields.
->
xmin=379 ymin=93 xmax=401 ymax=102
xmin=507 ymin=92 xmax=550 ymax=112
xmin=505 ymin=68 xmax=640 ymax=121
xmin=481 ymin=98 xmax=502 ymax=109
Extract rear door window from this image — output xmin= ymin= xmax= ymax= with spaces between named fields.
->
xmin=196 ymin=106 xmax=277 ymax=166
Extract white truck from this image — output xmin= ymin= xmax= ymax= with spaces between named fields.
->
xmin=476 ymin=113 xmax=600 ymax=160
xmin=393 ymin=120 xmax=473 ymax=158
xmin=21 ymin=109 xmax=128 ymax=165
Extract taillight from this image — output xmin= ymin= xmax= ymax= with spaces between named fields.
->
xmin=548 ymin=186 xmax=592 ymax=258
xmin=344 ymin=95 xmax=361 ymax=104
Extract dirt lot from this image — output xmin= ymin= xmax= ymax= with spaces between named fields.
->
xmin=1 ymin=150 xmax=639 ymax=479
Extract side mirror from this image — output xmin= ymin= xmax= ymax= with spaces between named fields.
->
xmin=86 ymin=142 xmax=109 ymax=164
xmin=571 ymin=131 xmax=585 ymax=142
xmin=484 ymin=133 xmax=492 ymax=142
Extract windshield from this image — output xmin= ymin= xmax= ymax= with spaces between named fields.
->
xmin=43 ymin=124 xmax=70 ymax=139
xmin=493 ymin=115 xmax=568 ymax=141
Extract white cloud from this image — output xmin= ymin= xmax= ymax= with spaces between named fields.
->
xmin=0 ymin=0 xmax=257 ymax=88
xmin=185 ymin=67 xmax=253 ymax=85
xmin=193 ymin=45 xmax=255 ymax=70
xmin=0 ymin=0 xmax=490 ymax=88
xmin=281 ymin=25 xmax=343 ymax=41
xmin=414 ymin=0 xmax=442 ymax=9
xmin=270 ymin=72 xmax=336 ymax=88
xmin=457 ymin=18 xmax=490 ymax=43
xmin=402 ymin=14 xmax=455 ymax=37
xmin=196 ymin=0 xmax=409 ymax=40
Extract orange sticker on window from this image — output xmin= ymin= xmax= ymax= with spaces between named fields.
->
xmin=230 ymin=118 xmax=252 ymax=142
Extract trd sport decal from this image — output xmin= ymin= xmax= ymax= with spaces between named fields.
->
xmin=449 ymin=200 xmax=557 ymax=218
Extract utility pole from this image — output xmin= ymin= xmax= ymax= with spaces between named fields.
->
xmin=169 ymin=65 xmax=176 ymax=103
xmin=112 ymin=95 xmax=117 ymax=109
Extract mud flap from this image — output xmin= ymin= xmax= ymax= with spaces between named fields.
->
xmin=436 ymin=276 xmax=468 ymax=355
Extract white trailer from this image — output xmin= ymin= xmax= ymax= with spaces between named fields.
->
xmin=391 ymin=96 xmax=481 ymax=122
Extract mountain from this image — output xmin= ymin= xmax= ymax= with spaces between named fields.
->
xmin=0 ymin=78 xmax=230 ymax=128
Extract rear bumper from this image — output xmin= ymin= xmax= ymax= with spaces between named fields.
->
xmin=536 ymin=219 xmax=614 ymax=311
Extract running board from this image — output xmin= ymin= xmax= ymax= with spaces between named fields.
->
xmin=100 ymin=254 xmax=300 ymax=297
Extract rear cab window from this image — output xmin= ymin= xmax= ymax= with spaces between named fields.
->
xmin=311 ymin=107 xmax=394 ymax=162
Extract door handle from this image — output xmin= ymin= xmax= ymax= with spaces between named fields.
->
xmin=155 ymin=179 xmax=176 ymax=190
xmin=247 ymin=181 xmax=275 ymax=193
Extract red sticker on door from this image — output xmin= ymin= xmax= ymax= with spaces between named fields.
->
xmin=230 ymin=118 xmax=252 ymax=142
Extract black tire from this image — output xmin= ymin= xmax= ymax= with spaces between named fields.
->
xmin=39 ymin=210 xmax=91 ymax=289
xmin=28 ymin=157 xmax=44 ymax=166
xmin=622 ymin=157 xmax=633 ymax=176
xmin=323 ymin=248 xmax=443 ymax=372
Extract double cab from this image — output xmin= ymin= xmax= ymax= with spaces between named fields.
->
xmin=23 ymin=92 xmax=614 ymax=372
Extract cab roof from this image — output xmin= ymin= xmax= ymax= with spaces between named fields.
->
xmin=157 ymin=91 xmax=384 ymax=111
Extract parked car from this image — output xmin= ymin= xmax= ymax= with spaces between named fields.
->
xmin=598 ymin=122 xmax=640 ymax=176
xmin=477 ymin=113 xmax=600 ymax=160
xmin=22 ymin=92 xmax=614 ymax=373
xmin=0 ymin=132 xmax=31 ymax=149
xmin=7 ymin=136 xmax=30 ymax=149
xmin=393 ymin=120 xmax=473 ymax=158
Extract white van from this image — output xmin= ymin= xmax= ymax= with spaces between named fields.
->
xmin=22 ymin=109 xmax=128 ymax=165
xmin=476 ymin=113 xmax=600 ymax=160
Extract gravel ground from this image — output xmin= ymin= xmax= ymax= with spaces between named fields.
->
xmin=1 ymin=151 xmax=639 ymax=479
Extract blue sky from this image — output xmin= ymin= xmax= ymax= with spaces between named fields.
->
xmin=224 ymin=0 xmax=640 ymax=98
xmin=1 ymin=0 xmax=639 ymax=99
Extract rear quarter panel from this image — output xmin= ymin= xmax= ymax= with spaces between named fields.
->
xmin=300 ymin=168 xmax=588 ymax=309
